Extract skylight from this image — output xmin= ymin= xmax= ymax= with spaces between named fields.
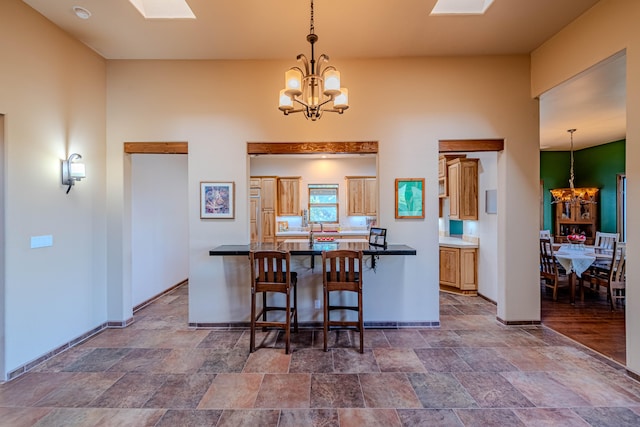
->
xmin=128 ymin=0 xmax=196 ymax=19
xmin=430 ymin=0 xmax=495 ymax=15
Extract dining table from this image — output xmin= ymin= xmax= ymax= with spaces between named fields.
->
xmin=554 ymin=244 xmax=611 ymax=303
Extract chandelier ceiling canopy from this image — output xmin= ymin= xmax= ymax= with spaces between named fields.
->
xmin=550 ymin=129 xmax=598 ymax=205
xmin=278 ymin=0 xmax=348 ymax=121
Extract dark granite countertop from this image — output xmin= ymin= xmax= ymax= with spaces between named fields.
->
xmin=209 ymin=242 xmax=416 ymax=256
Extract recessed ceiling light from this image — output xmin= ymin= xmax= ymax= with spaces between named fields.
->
xmin=72 ymin=6 xmax=92 ymax=20
xmin=430 ymin=0 xmax=495 ymax=15
xmin=128 ymin=0 xmax=196 ymax=19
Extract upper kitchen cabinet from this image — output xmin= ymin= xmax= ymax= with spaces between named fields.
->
xmin=277 ymin=177 xmax=301 ymax=216
xmin=438 ymin=154 xmax=466 ymax=198
xmin=250 ymin=178 xmax=262 ymax=189
xmin=261 ymin=177 xmax=276 ymax=211
xmin=447 ymin=158 xmax=478 ymax=220
xmin=346 ymin=176 xmax=377 ymax=216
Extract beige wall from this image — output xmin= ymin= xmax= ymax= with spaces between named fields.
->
xmin=0 ymin=0 xmax=107 ymax=376
xmin=1 ymin=0 xmax=546 ymax=377
xmin=531 ymin=0 xmax=640 ymax=376
xmin=106 ymin=56 xmax=540 ymax=326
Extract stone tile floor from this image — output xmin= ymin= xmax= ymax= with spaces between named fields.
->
xmin=1 ymin=285 xmax=640 ymax=426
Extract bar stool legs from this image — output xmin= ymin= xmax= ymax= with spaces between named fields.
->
xmin=249 ymin=251 xmax=298 ymax=354
xmin=322 ymin=250 xmax=364 ymax=353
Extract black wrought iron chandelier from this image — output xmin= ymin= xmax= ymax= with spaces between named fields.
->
xmin=550 ymin=129 xmax=598 ymax=204
xmin=278 ymin=0 xmax=349 ymax=121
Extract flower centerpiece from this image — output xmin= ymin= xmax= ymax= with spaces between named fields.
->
xmin=567 ymin=233 xmax=586 ymax=244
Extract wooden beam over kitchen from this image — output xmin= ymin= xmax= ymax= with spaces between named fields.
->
xmin=124 ymin=142 xmax=188 ymax=154
xmin=439 ymin=139 xmax=504 ymax=152
xmin=247 ymin=141 xmax=378 ymax=155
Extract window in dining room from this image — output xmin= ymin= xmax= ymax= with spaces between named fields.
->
xmin=308 ymin=184 xmax=339 ymax=223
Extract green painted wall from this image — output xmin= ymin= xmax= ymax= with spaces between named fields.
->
xmin=540 ymin=151 xmax=570 ymax=231
xmin=540 ymin=140 xmax=625 ymax=234
xmin=575 ymin=140 xmax=625 ymax=232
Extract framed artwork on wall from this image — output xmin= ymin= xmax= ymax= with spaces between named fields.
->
xmin=395 ymin=178 xmax=425 ymax=219
xmin=201 ymin=181 xmax=234 ymax=219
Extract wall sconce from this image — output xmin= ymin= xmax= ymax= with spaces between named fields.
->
xmin=62 ymin=153 xmax=86 ymax=194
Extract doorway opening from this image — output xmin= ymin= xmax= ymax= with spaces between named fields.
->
xmin=538 ymin=51 xmax=627 ymax=365
xmin=247 ymin=141 xmax=379 ymax=245
xmin=125 ymin=142 xmax=189 ymax=312
xmin=437 ymin=139 xmax=503 ymax=307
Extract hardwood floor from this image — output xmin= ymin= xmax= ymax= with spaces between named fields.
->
xmin=541 ymin=281 xmax=626 ymax=365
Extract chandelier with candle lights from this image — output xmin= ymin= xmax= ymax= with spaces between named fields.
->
xmin=278 ymin=0 xmax=349 ymax=121
xmin=549 ymin=129 xmax=598 ymax=204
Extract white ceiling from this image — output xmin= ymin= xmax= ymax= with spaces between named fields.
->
xmin=22 ymin=0 xmax=625 ymax=150
xmin=539 ymin=51 xmax=626 ymax=151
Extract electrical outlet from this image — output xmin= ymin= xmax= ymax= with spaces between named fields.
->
xmin=314 ymin=299 xmax=321 ymax=309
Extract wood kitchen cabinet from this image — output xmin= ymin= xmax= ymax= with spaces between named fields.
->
xmin=249 ymin=188 xmax=259 ymax=243
xmin=261 ymin=177 xmax=276 ymax=211
xmin=261 ymin=211 xmax=275 ymax=242
xmin=438 ymin=154 xmax=466 ymax=198
xmin=447 ymin=158 xmax=478 ymax=220
xmin=277 ymin=177 xmax=300 ymax=216
xmin=346 ymin=176 xmax=377 ymax=216
xmin=261 ymin=177 xmax=276 ymax=243
xmin=250 ymin=176 xmax=277 ymax=243
xmin=439 ymin=245 xmax=478 ymax=295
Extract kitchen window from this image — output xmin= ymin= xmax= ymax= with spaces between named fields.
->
xmin=308 ymin=184 xmax=339 ymax=223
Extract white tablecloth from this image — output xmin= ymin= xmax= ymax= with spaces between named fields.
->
xmin=555 ymin=247 xmax=596 ymax=276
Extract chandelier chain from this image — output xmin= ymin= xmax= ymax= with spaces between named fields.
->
xmin=569 ymin=128 xmax=576 ymax=190
xmin=310 ymin=0 xmax=315 ymax=35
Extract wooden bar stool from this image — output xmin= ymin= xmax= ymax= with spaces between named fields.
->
xmin=249 ymin=250 xmax=298 ymax=354
xmin=322 ymin=249 xmax=364 ymax=353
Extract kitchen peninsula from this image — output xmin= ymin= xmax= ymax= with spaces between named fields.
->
xmin=207 ymin=241 xmax=420 ymax=328
xmin=201 ymin=151 xmax=430 ymax=329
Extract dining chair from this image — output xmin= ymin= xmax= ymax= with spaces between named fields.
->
xmin=580 ymin=241 xmax=625 ymax=310
xmin=249 ymin=250 xmax=298 ymax=354
xmin=322 ymin=249 xmax=364 ymax=353
xmin=594 ymin=231 xmax=619 ymax=249
xmin=540 ymin=238 xmax=569 ymax=301
xmin=609 ymin=243 xmax=627 ymax=309
xmin=539 ymin=229 xmax=553 ymax=243
xmin=590 ymin=231 xmax=621 ymax=274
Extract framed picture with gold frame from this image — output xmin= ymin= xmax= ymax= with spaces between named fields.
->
xmin=395 ymin=178 xmax=425 ymax=219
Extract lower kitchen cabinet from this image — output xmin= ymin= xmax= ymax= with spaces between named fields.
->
xmin=439 ymin=245 xmax=478 ymax=295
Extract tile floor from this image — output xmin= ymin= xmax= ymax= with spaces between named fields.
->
xmin=1 ymin=285 xmax=640 ymax=426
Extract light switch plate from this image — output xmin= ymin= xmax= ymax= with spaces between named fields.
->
xmin=31 ymin=235 xmax=53 ymax=248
